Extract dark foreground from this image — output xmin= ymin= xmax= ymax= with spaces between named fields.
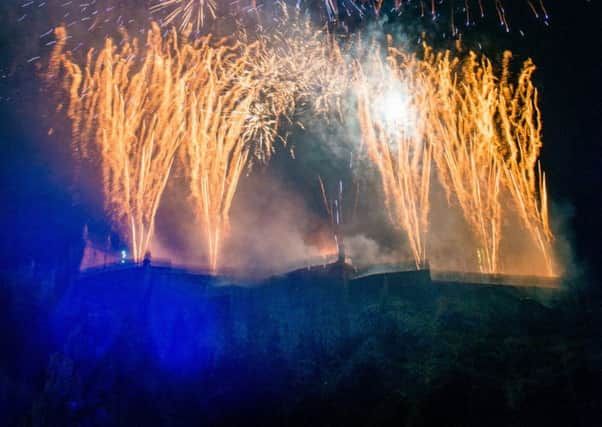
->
xmin=1 ymin=264 xmax=601 ymax=426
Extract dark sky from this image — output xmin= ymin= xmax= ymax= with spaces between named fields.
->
xmin=0 ymin=1 xmax=600 ymax=281
xmin=508 ymin=1 xmax=602 ymax=282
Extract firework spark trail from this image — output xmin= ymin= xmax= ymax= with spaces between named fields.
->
xmin=180 ymin=37 xmax=260 ymax=272
xmin=417 ymin=46 xmax=553 ymax=274
xmin=149 ymin=0 xmax=263 ymax=32
xmin=349 ymin=37 xmax=553 ymax=274
xmin=317 ymin=175 xmax=354 ymax=261
xmin=497 ymin=51 xmax=555 ymax=275
xmin=419 ymin=47 xmax=504 ymax=273
xmin=49 ymin=23 xmax=189 ymax=262
xmin=356 ymin=41 xmax=433 ymax=269
xmin=179 ymin=13 xmax=347 ymax=270
xmin=317 ymin=176 xmax=340 ymax=258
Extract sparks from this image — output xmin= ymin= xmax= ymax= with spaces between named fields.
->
xmin=49 ymin=24 xmax=190 ymax=262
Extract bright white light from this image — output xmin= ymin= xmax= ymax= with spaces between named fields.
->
xmin=373 ymin=82 xmax=417 ymax=137
xmin=379 ymin=92 xmax=407 ymax=125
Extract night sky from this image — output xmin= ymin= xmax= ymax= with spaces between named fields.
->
xmin=0 ymin=1 xmax=600 ymax=282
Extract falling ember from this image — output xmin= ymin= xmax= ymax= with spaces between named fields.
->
xmin=308 ymin=0 xmax=549 ymax=34
xmin=49 ymin=24 xmax=189 ymax=262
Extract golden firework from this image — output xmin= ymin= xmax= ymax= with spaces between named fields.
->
xmin=179 ymin=37 xmax=259 ymax=272
xmin=356 ymin=41 xmax=433 ymax=269
xmin=50 ymin=24 xmax=190 ymax=262
xmin=353 ymin=41 xmax=554 ymax=275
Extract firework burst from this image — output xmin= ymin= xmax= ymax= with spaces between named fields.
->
xmin=150 ymin=0 xmax=218 ymax=32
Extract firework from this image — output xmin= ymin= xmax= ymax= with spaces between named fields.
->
xmin=497 ymin=51 xmax=554 ymax=274
xmin=47 ymin=8 xmax=555 ymax=276
xmin=49 ymin=24 xmax=190 ymax=262
xmin=150 ymin=0 xmax=218 ymax=32
xmin=419 ymin=45 xmax=554 ymax=274
xmin=424 ymin=48 xmax=504 ymax=273
xmin=350 ymin=37 xmax=554 ymax=275
xmin=49 ymin=9 xmax=344 ymax=271
xmin=356 ymin=41 xmax=433 ymax=269
xmin=179 ymin=37 xmax=261 ymax=272
xmin=245 ymin=7 xmax=349 ymax=158
xmin=178 ymin=11 xmax=348 ymax=271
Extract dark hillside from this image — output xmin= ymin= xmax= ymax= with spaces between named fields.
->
xmin=1 ymin=264 xmax=600 ymax=426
